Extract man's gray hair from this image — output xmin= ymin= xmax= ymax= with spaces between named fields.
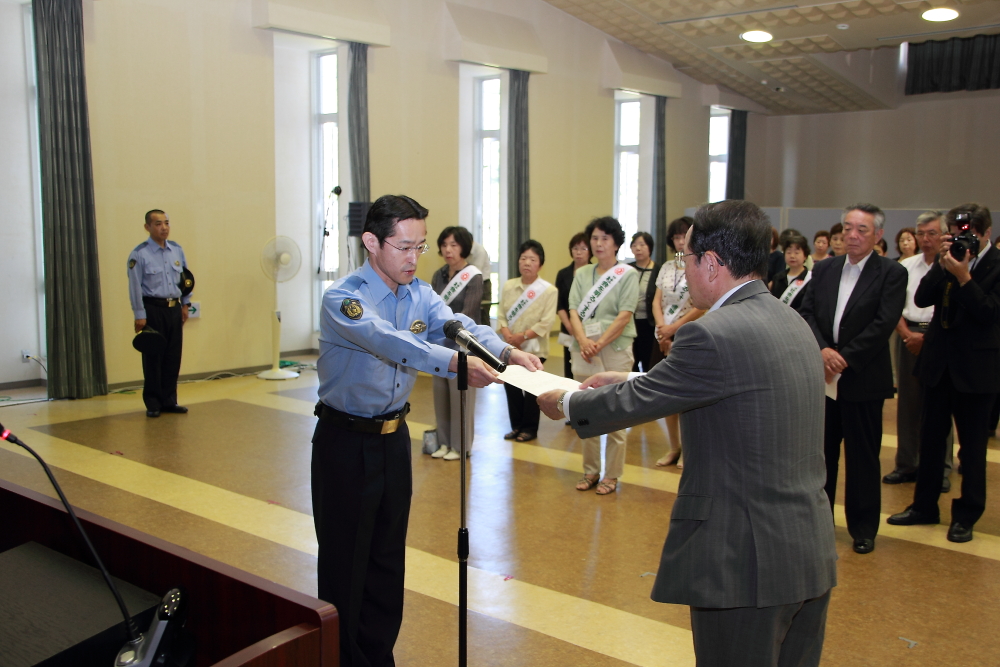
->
xmin=915 ymin=210 xmax=947 ymax=232
xmin=841 ymin=203 xmax=886 ymax=231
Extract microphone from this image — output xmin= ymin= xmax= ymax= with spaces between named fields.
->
xmin=0 ymin=423 xmax=192 ymax=666
xmin=443 ymin=320 xmax=507 ymax=372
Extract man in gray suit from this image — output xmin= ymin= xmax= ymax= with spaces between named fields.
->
xmin=539 ymin=200 xmax=837 ymax=667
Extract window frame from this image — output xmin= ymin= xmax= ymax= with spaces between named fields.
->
xmin=614 ymin=92 xmax=642 ymax=261
xmin=708 ymin=106 xmax=731 ymax=203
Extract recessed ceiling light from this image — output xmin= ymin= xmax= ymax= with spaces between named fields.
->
xmin=922 ymin=7 xmax=959 ymax=22
xmin=741 ymin=30 xmax=773 ymax=43
xmin=837 ymin=24 xmax=849 ymax=30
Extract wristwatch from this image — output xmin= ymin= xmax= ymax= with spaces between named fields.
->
xmin=557 ymin=392 xmax=566 ymax=416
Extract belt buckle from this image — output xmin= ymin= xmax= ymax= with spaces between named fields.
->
xmin=380 ymin=418 xmax=399 ymax=434
xmin=167 ymin=298 xmax=178 ymax=307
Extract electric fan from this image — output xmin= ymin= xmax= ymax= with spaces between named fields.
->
xmin=258 ymin=236 xmax=302 ymax=380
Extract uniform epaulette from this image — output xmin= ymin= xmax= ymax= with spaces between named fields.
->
xmin=335 ymin=272 xmax=366 ymax=292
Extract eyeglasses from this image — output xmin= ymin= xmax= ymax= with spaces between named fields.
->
xmin=914 ymin=231 xmax=941 ymax=238
xmin=676 ymin=251 xmax=725 ymax=266
xmin=383 ymin=240 xmax=430 ymax=255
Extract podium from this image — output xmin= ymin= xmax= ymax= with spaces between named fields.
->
xmin=0 ymin=479 xmax=338 ymax=666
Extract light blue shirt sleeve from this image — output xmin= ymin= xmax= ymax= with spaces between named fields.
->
xmin=127 ymin=248 xmax=147 ymax=319
xmin=317 ymin=262 xmax=511 ymax=417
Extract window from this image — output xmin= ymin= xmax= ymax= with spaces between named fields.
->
xmin=708 ymin=106 xmax=731 ymax=203
xmin=614 ymin=95 xmax=641 ymax=260
xmin=316 ymin=51 xmax=339 ymax=285
xmin=474 ymin=76 xmax=501 ymax=312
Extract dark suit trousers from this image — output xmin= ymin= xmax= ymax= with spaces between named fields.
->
xmin=894 ymin=328 xmax=953 ymax=475
xmin=690 ymin=590 xmax=831 ymax=667
xmin=311 ymin=420 xmax=412 ymax=667
xmin=632 ymin=318 xmax=656 ymax=372
xmin=824 ymin=397 xmax=884 ymax=541
xmin=141 ymin=303 xmax=183 ymax=411
xmin=912 ymin=372 xmax=995 ymax=526
xmin=504 ymin=381 xmax=541 ymax=435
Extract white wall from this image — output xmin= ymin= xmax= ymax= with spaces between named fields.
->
xmin=0 ymin=2 xmax=44 ymax=388
xmin=1 ymin=0 xmax=725 ymax=385
xmin=273 ymin=41 xmax=317 ymax=352
xmin=745 ymin=89 xmax=1000 ymax=211
xmin=85 ymin=0 xmax=277 ymax=385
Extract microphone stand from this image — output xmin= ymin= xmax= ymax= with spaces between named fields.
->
xmin=456 ymin=352 xmax=469 ymax=667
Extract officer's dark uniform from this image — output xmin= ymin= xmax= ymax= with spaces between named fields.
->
xmin=314 ymin=259 xmax=507 ymax=667
xmin=127 ymin=237 xmax=191 ymax=413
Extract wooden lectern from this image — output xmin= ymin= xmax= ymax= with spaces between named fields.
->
xmin=0 ymin=479 xmax=338 ymax=666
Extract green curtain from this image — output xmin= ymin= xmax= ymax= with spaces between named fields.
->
xmin=348 ymin=42 xmax=370 ymax=204
xmin=725 ymin=110 xmax=747 ymax=201
xmin=907 ymin=34 xmax=1000 ymax=95
xmin=652 ymin=96 xmax=668 ymax=265
xmin=33 ymin=0 xmax=108 ymax=399
xmin=507 ymin=70 xmax=530 ymax=277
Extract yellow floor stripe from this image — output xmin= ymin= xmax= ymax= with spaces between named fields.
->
xmin=5 ymin=375 xmax=999 ymax=667
xmin=1 ymin=433 xmax=694 ymax=667
xmin=1 ymin=434 xmax=319 ymax=555
xmin=238 ymin=391 xmax=1000 ymax=556
xmin=405 ymin=549 xmax=694 ymax=667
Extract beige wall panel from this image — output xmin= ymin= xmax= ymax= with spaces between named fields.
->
xmin=665 ymin=76 xmax=710 ymax=223
xmin=747 ymin=91 xmax=1000 ymax=210
xmin=86 ymin=0 xmax=277 ymax=385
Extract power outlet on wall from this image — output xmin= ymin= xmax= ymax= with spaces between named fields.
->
xmin=21 ymin=350 xmax=31 ymax=362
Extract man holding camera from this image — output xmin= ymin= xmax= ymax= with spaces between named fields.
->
xmin=888 ymin=204 xmax=1000 ymax=543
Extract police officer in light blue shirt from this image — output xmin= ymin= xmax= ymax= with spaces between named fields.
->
xmin=312 ymin=194 xmax=542 ymax=667
xmin=127 ymin=209 xmax=191 ymax=417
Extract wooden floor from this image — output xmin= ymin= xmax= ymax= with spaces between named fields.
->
xmin=2 ymin=353 xmax=999 ymax=666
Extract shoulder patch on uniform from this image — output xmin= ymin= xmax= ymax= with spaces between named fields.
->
xmin=128 ymin=259 xmax=137 ymax=269
xmin=341 ymin=298 xmax=363 ymax=320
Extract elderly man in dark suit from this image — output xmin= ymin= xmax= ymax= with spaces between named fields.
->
xmin=538 ymin=200 xmax=837 ymax=667
xmin=888 ymin=203 xmax=1000 ymax=543
xmin=799 ymin=203 xmax=907 ymax=555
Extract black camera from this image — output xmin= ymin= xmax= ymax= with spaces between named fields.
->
xmin=949 ymin=212 xmax=980 ymax=261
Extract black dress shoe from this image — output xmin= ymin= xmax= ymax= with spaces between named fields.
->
xmin=161 ymin=405 xmax=189 ymax=414
xmin=852 ymin=538 xmax=875 ymax=554
xmin=947 ymin=521 xmax=973 ymax=543
xmin=146 ymin=410 xmax=161 ymax=418
xmin=882 ymin=470 xmax=917 ymax=484
xmin=886 ymin=507 xmax=939 ymax=526
xmin=941 ymin=477 xmax=951 ymax=493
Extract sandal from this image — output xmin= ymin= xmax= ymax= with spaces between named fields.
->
xmin=503 ymin=430 xmax=521 ymax=440
xmin=575 ymin=475 xmax=599 ymax=491
xmin=595 ymin=478 xmax=618 ymax=495
xmin=655 ymin=450 xmax=681 ymax=467
xmin=514 ymin=431 xmax=536 ymax=442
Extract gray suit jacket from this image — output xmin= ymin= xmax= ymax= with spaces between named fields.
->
xmin=569 ymin=280 xmax=837 ymax=608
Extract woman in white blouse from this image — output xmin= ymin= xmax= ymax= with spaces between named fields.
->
xmin=498 ymin=240 xmax=558 ymax=442
xmin=430 ymin=226 xmax=483 ymax=460
xmin=650 ymin=217 xmax=705 ymax=468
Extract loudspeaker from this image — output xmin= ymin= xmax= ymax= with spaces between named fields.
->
xmin=348 ymin=202 xmax=372 ymax=237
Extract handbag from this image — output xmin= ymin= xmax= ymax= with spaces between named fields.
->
xmin=422 ymin=430 xmax=439 ymax=455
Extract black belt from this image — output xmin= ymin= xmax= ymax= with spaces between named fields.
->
xmin=143 ymin=296 xmax=182 ymax=308
xmin=314 ymin=402 xmax=410 ymax=435
xmin=904 ymin=320 xmax=930 ymax=330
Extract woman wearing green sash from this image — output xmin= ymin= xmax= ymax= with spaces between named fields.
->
xmin=430 ymin=226 xmax=483 ymax=460
xmin=568 ymin=217 xmax=639 ymax=495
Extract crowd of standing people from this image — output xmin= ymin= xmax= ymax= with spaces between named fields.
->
xmin=423 ymin=203 xmax=997 ymax=552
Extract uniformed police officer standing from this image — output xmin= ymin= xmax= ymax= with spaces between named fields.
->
xmin=313 ymin=194 xmax=542 ymax=667
xmin=128 ymin=209 xmax=192 ymax=418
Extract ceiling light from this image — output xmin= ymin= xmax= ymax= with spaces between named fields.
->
xmin=922 ymin=7 xmax=959 ymax=22
xmin=741 ymin=30 xmax=773 ymax=43
xmin=837 ymin=24 xmax=849 ymax=30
